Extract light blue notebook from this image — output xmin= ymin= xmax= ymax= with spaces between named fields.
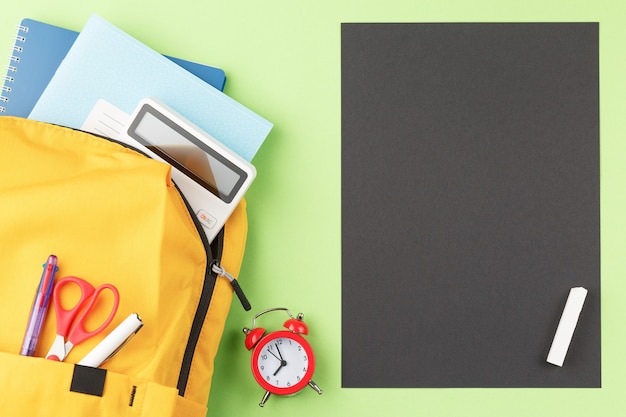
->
xmin=29 ymin=15 xmax=272 ymax=162
xmin=1 ymin=18 xmax=226 ymax=117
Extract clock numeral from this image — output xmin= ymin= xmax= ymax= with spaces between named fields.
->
xmin=297 ymin=376 xmax=301 ymax=382
xmin=287 ymin=382 xmax=291 ymax=387
xmin=266 ymin=375 xmax=270 ymax=381
xmin=303 ymin=355 xmax=307 ymax=362
xmin=261 ymin=354 xmax=267 ymax=360
xmin=260 ymin=366 xmax=264 ymax=371
xmin=297 ymin=346 xmax=302 ymax=351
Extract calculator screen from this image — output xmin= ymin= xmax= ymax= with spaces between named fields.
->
xmin=128 ymin=105 xmax=247 ymax=204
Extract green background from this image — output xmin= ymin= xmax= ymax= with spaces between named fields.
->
xmin=2 ymin=0 xmax=624 ymax=415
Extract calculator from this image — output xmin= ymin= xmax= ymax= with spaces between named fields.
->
xmin=121 ymin=98 xmax=256 ymax=243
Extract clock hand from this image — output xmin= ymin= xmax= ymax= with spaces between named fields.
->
xmin=266 ymin=348 xmax=281 ymax=362
xmin=273 ymin=363 xmax=283 ymax=376
xmin=275 ymin=344 xmax=285 ymax=361
xmin=273 ymin=343 xmax=287 ymax=376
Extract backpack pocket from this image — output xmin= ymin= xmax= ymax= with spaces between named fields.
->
xmin=0 ymin=352 xmax=187 ymax=417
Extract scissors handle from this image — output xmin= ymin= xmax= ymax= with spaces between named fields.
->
xmin=53 ymin=276 xmax=96 ymax=337
xmin=67 ymin=283 xmax=120 ymax=346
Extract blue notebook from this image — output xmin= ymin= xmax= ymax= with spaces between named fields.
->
xmin=1 ymin=18 xmax=226 ymax=117
xmin=29 ymin=15 xmax=271 ymax=162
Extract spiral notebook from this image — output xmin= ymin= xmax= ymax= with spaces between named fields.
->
xmin=29 ymin=15 xmax=271 ymax=162
xmin=1 ymin=18 xmax=226 ymax=117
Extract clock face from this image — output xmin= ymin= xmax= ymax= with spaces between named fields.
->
xmin=251 ymin=330 xmax=315 ymax=395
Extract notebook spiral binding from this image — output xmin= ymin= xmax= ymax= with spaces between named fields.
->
xmin=0 ymin=24 xmax=29 ymax=113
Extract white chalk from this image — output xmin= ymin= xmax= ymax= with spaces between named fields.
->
xmin=547 ymin=287 xmax=588 ymax=367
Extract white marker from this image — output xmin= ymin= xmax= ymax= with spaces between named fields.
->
xmin=547 ymin=287 xmax=588 ymax=367
xmin=78 ymin=313 xmax=143 ymax=368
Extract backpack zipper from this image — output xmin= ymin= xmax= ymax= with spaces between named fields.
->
xmin=137 ymin=145 xmax=251 ymax=396
xmin=175 ymin=188 xmax=220 ymax=396
xmin=176 ymin=207 xmax=252 ymax=396
xmin=211 ymin=262 xmax=251 ymax=311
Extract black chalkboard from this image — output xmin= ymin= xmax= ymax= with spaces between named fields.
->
xmin=341 ymin=23 xmax=600 ymax=388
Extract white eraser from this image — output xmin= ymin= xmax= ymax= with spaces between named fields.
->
xmin=547 ymin=287 xmax=588 ymax=367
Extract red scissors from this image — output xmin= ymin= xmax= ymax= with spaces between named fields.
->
xmin=45 ymin=276 xmax=120 ymax=361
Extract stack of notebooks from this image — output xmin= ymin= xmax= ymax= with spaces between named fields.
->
xmin=1 ymin=15 xmax=272 ymax=162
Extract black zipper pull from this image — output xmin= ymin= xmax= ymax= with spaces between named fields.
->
xmin=211 ymin=261 xmax=252 ymax=311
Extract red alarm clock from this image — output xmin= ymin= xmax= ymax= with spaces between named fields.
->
xmin=243 ymin=308 xmax=323 ymax=407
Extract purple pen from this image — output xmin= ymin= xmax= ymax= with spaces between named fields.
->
xmin=20 ymin=255 xmax=58 ymax=356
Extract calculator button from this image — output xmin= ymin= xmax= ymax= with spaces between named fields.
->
xmin=197 ymin=210 xmax=217 ymax=229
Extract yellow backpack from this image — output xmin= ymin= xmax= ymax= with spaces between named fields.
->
xmin=0 ymin=116 xmax=249 ymax=416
